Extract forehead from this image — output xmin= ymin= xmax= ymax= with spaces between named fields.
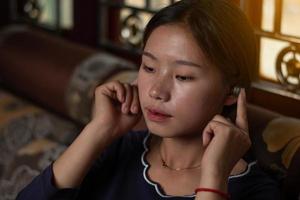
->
xmin=143 ymin=24 xmax=207 ymax=64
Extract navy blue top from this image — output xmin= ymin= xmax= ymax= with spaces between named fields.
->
xmin=17 ymin=131 xmax=280 ymax=200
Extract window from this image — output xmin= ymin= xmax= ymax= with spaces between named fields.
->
xmin=99 ymin=0 xmax=300 ymax=97
xmin=11 ymin=0 xmax=73 ymax=31
xmin=98 ymin=0 xmax=180 ymax=54
xmin=241 ymin=0 xmax=300 ymax=97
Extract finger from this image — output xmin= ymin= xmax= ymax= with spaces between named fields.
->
xmin=202 ymin=130 xmax=213 ymax=147
xmin=122 ymin=83 xmax=133 ymax=114
xmin=131 ymin=78 xmax=138 ymax=86
xmin=212 ymin=115 xmax=233 ymax=126
xmin=130 ymin=86 xmax=140 ymax=114
xmin=202 ymin=120 xmax=223 ymax=146
xmin=226 ymin=117 xmax=233 ymax=123
xmin=99 ymin=81 xmax=125 ymax=103
xmin=235 ymin=88 xmax=248 ymax=132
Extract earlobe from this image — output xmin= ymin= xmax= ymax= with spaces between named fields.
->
xmin=224 ymin=95 xmax=237 ymax=106
xmin=224 ymin=87 xmax=241 ymax=106
xmin=232 ymin=87 xmax=241 ymax=97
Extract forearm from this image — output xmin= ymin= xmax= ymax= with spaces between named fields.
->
xmin=52 ymin=120 xmax=115 ymax=189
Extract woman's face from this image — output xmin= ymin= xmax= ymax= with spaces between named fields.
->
xmin=138 ymin=24 xmax=230 ymax=138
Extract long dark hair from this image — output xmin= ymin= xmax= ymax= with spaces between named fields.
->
xmin=143 ymin=0 xmax=257 ymax=89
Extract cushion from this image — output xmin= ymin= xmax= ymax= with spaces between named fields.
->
xmin=0 ymin=87 xmax=80 ymax=199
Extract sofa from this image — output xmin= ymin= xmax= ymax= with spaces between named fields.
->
xmin=0 ymin=25 xmax=299 ymax=200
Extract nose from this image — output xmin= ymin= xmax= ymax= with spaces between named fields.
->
xmin=148 ymin=79 xmax=171 ymax=101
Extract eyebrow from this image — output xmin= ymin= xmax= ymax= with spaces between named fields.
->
xmin=142 ymin=51 xmax=203 ymax=68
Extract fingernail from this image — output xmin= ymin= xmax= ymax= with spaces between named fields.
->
xmin=242 ymin=88 xmax=246 ymax=98
xmin=132 ymin=106 xmax=138 ymax=114
xmin=118 ymin=94 xmax=123 ymax=102
xmin=122 ymin=105 xmax=128 ymax=113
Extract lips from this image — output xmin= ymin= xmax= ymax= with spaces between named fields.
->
xmin=146 ymin=107 xmax=172 ymax=122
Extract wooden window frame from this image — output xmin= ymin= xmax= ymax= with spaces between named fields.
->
xmin=241 ymin=0 xmax=300 ymax=117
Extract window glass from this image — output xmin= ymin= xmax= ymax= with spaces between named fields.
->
xmin=60 ymin=0 xmax=73 ymax=29
xmin=281 ymin=0 xmax=300 ymax=37
xmin=23 ymin=0 xmax=73 ymax=30
xmin=124 ymin=0 xmax=145 ymax=8
xmin=262 ymin=0 xmax=275 ymax=32
xmin=259 ymin=37 xmax=289 ymax=81
xmin=150 ymin=0 xmax=170 ymax=10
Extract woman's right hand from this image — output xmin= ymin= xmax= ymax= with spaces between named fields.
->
xmin=91 ymin=81 xmax=142 ymax=140
xmin=52 ymin=81 xmax=141 ymax=189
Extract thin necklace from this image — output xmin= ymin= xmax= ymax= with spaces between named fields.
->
xmin=159 ymin=145 xmax=201 ymax=171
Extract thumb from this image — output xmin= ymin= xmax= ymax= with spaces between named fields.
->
xmin=202 ymin=130 xmax=213 ymax=147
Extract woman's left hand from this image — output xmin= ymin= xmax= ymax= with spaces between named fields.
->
xmin=200 ymin=89 xmax=251 ymax=184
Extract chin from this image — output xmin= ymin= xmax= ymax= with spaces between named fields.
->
xmin=146 ymin=122 xmax=193 ymax=138
xmin=145 ymin=122 xmax=175 ymax=138
xmin=146 ymin=121 xmax=205 ymax=139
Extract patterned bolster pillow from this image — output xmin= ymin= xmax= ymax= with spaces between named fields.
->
xmin=0 ymin=88 xmax=80 ymax=200
xmin=65 ymin=53 xmax=138 ymax=124
xmin=0 ymin=25 xmax=138 ymax=124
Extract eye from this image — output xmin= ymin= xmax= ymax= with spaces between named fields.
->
xmin=175 ymin=75 xmax=194 ymax=81
xmin=143 ymin=65 xmax=155 ymax=73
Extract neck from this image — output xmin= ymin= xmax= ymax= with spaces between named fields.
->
xmin=159 ymin=134 xmax=204 ymax=170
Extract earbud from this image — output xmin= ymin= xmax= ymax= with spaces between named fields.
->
xmin=232 ymin=87 xmax=241 ymax=97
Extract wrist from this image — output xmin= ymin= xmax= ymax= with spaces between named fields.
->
xmin=198 ymin=168 xmax=229 ymax=192
xmin=84 ymin=120 xmax=118 ymax=148
xmin=195 ymin=188 xmax=230 ymax=200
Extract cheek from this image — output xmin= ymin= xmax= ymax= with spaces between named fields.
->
xmin=173 ymin=84 xmax=225 ymax=119
xmin=137 ymin=72 xmax=150 ymax=105
xmin=172 ymin=96 xmax=209 ymax=133
xmin=172 ymin=94 xmax=222 ymax=133
xmin=172 ymin=82 xmax=212 ymax=105
xmin=174 ymin=93 xmax=207 ymax=116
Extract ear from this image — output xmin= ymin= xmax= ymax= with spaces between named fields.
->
xmin=224 ymin=94 xmax=238 ymax=106
xmin=224 ymin=87 xmax=240 ymax=106
xmin=224 ymin=86 xmax=241 ymax=105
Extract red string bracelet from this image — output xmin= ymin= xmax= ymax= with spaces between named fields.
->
xmin=195 ymin=188 xmax=230 ymax=199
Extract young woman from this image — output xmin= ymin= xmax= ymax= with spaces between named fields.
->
xmin=17 ymin=0 xmax=280 ymax=199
